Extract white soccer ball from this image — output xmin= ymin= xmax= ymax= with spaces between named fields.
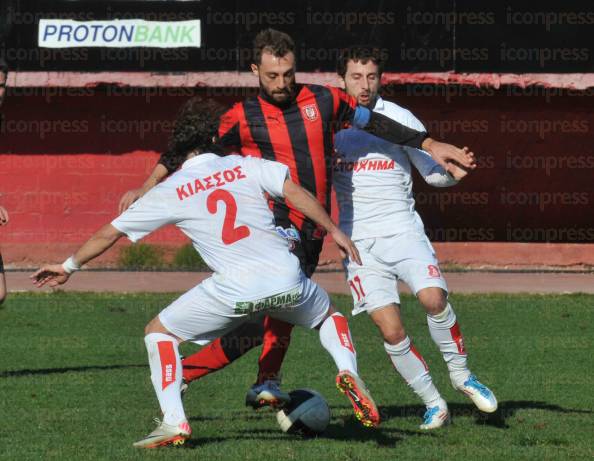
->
xmin=276 ymin=389 xmax=331 ymax=436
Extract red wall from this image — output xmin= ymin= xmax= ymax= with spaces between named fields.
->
xmin=1 ymin=86 xmax=593 ymax=266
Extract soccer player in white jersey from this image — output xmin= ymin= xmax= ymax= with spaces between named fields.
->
xmin=31 ymin=99 xmax=380 ymax=448
xmin=333 ymin=46 xmax=497 ymax=429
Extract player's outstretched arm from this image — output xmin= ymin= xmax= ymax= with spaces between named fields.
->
xmin=282 ymin=180 xmax=361 ymax=265
xmin=118 ymin=163 xmax=169 ymax=214
xmin=408 ymin=147 xmax=469 ymax=186
xmin=31 ymin=224 xmax=124 ymax=288
xmin=350 ymin=105 xmax=476 ymax=173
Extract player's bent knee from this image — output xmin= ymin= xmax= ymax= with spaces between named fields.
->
xmin=382 ymin=328 xmax=407 ymax=346
xmin=418 ymin=288 xmax=447 ymax=315
xmin=144 ymin=316 xmax=169 ymax=335
xmin=314 ymin=305 xmax=337 ymax=330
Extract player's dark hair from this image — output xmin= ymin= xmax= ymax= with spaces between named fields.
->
xmin=162 ymin=97 xmax=227 ymax=170
xmin=252 ymin=28 xmax=295 ymax=65
xmin=337 ymin=45 xmax=386 ymax=77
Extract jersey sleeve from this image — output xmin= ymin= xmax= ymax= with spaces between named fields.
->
xmin=111 ymin=187 xmax=178 ymax=242
xmin=407 ymin=148 xmax=458 ymax=187
xmin=400 ymin=108 xmax=427 ymax=133
xmin=218 ymin=103 xmax=242 ymax=150
xmin=327 ymin=86 xmax=357 ymax=124
xmin=244 ymin=157 xmax=290 ymax=199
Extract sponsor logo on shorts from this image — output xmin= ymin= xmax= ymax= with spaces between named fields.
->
xmin=427 ymin=264 xmax=441 ymax=278
xmin=235 ymin=288 xmax=301 ymax=315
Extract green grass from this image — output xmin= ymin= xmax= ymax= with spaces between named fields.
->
xmin=1 ymin=292 xmax=593 ymax=460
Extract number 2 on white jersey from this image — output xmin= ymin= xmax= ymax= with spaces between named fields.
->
xmin=207 ymin=189 xmax=250 ymax=245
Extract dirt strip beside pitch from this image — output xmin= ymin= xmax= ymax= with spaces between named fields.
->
xmin=7 ymin=271 xmax=594 ymax=295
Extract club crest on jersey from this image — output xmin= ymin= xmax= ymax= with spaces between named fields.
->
xmin=302 ymin=104 xmax=318 ymax=121
xmin=428 ymin=264 xmax=441 ymax=278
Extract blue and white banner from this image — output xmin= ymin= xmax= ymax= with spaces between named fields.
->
xmin=38 ymin=19 xmax=201 ymax=48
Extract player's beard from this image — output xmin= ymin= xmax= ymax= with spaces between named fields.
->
xmin=260 ymin=81 xmax=295 ymax=107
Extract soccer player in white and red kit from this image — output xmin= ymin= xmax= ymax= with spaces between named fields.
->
xmin=333 ymin=46 xmax=497 ymax=429
xmin=31 ymin=99 xmax=379 ymax=448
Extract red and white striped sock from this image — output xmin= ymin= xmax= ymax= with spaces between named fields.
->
xmin=385 ymin=336 xmax=442 ymax=408
xmin=427 ymin=303 xmax=471 ymax=387
xmin=144 ymin=333 xmax=186 ymax=426
xmin=319 ymin=313 xmax=358 ymax=375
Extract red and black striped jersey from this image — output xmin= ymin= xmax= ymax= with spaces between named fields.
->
xmin=218 ymin=83 xmax=357 ymax=234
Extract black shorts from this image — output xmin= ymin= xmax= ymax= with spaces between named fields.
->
xmin=291 ymin=235 xmax=323 ymax=278
xmin=274 ymin=217 xmax=324 ymax=278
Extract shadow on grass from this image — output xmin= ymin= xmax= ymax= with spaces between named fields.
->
xmin=183 ymin=421 xmax=432 ymax=448
xmin=185 ymin=399 xmax=594 ymax=447
xmin=0 ymin=364 xmax=147 ymax=378
xmin=376 ymin=400 xmax=593 ymax=429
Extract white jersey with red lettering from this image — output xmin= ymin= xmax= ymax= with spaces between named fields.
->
xmin=112 ymin=153 xmax=302 ymax=304
xmin=333 ymin=97 xmax=457 ymax=241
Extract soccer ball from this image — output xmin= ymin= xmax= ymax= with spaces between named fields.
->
xmin=276 ymin=389 xmax=331 ymax=436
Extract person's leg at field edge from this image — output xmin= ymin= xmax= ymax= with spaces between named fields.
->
xmin=0 ymin=252 xmax=6 ymax=305
xmin=419 ymin=287 xmax=498 ymax=413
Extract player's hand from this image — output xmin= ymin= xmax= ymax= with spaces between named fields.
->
xmin=118 ymin=188 xmax=143 ymax=214
xmin=446 ymin=160 xmax=469 ymax=181
xmin=331 ymin=228 xmax=362 ymax=265
xmin=30 ymin=264 xmax=71 ymax=288
xmin=0 ymin=206 xmax=8 ymax=226
xmin=423 ymin=139 xmax=476 ymax=172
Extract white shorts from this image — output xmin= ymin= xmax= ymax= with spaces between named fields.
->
xmin=345 ymin=231 xmax=448 ymax=315
xmin=159 ymin=275 xmax=330 ymax=342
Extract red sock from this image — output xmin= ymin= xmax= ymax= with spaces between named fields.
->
xmin=182 ymin=338 xmax=230 ymax=383
xmin=257 ymin=317 xmax=294 ymax=384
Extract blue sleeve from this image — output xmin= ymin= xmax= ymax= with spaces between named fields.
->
xmin=353 ymin=106 xmax=371 ymax=128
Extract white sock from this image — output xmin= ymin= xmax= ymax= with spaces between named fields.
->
xmin=319 ymin=313 xmax=358 ymax=375
xmin=144 ymin=333 xmax=186 ymax=426
xmin=427 ymin=303 xmax=471 ymax=387
xmin=385 ymin=337 xmax=443 ymax=408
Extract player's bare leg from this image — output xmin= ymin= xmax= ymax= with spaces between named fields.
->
xmin=316 ymin=306 xmax=380 ymax=428
xmin=134 ymin=316 xmax=191 ymax=449
xmin=419 ymin=287 xmax=497 ymax=413
xmin=370 ymin=304 xmax=449 ymax=429
xmin=0 ymin=252 xmax=7 ymax=305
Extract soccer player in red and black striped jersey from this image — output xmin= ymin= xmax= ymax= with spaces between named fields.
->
xmin=118 ymin=29 xmax=476 ymax=409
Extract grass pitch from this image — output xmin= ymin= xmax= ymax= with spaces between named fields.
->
xmin=1 ymin=292 xmax=592 ymax=460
